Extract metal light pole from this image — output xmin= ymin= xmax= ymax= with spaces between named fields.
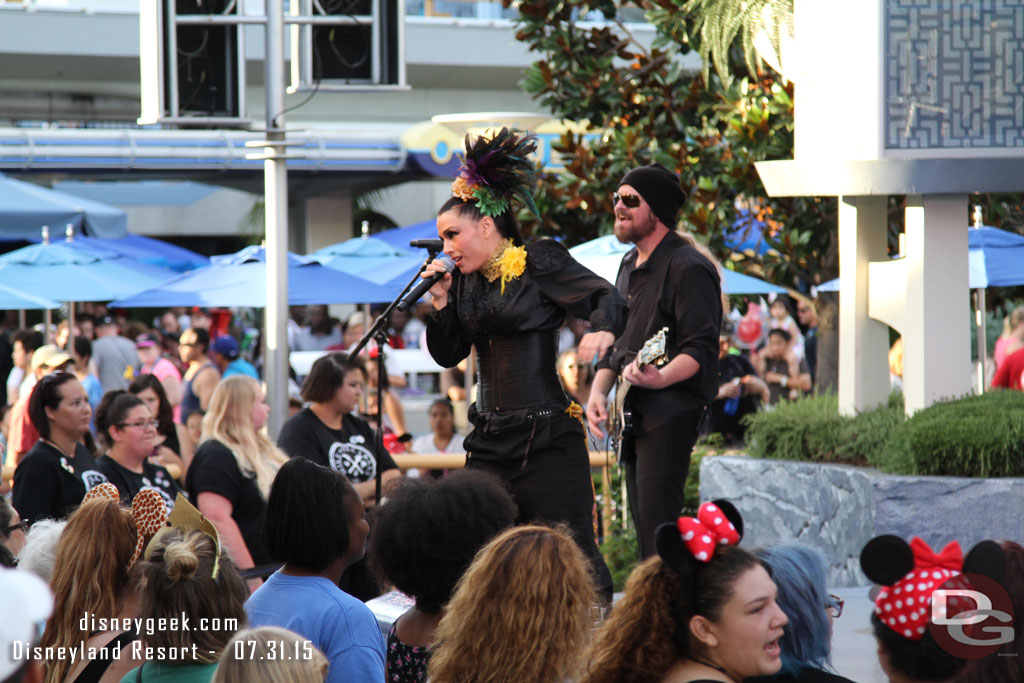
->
xmin=263 ymin=0 xmax=289 ymax=438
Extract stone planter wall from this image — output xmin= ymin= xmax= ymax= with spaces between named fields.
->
xmin=700 ymin=455 xmax=1024 ymax=587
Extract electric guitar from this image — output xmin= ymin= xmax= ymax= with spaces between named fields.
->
xmin=608 ymin=327 xmax=670 ymax=463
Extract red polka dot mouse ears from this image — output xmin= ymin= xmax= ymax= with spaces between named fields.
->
xmin=860 ymin=535 xmax=1006 ymax=641
xmin=655 ymin=500 xmax=744 ymax=577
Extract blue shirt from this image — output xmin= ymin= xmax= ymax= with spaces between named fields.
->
xmin=222 ymin=358 xmax=259 ymax=379
xmin=246 ymin=572 xmax=386 ymax=683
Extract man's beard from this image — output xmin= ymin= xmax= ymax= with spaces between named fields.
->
xmin=614 ymin=213 xmax=657 ymax=244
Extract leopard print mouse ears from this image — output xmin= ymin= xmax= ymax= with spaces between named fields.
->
xmin=82 ymin=483 xmax=168 ymax=570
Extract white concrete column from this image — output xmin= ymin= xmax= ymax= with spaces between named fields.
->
xmin=303 ymin=192 xmax=353 ymax=253
xmin=838 ymin=195 xmax=890 ymax=416
xmin=901 ymin=195 xmax=971 ymax=414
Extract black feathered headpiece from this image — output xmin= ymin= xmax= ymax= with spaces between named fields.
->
xmin=451 ymin=127 xmax=540 ymax=219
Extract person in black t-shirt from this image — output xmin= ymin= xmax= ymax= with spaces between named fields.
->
xmin=186 ymin=376 xmax=289 ymax=579
xmin=277 ymin=353 xmax=400 ymax=507
xmin=94 ymin=391 xmax=180 ymax=512
xmin=12 ymin=372 xmax=106 ymax=525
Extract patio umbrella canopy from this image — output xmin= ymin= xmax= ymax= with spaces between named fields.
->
xmin=0 ymin=173 xmax=127 ymax=239
xmin=818 ymin=225 xmax=1024 ymax=292
xmin=71 ymin=235 xmax=210 ymax=273
xmin=372 ymin=219 xmax=436 ymax=251
xmin=110 ymin=245 xmax=401 ymax=308
xmin=0 ymin=241 xmax=178 ymax=302
xmin=0 ymin=283 xmax=59 ymax=309
xmin=569 ymin=235 xmax=787 ymax=295
xmin=310 ymin=236 xmax=426 ymax=285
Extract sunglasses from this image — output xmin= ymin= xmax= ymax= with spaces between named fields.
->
xmin=827 ymin=593 xmax=844 ymax=619
xmin=4 ymin=519 xmax=29 ymax=535
xmin=613 ymin=192 xmax=642 ymax=209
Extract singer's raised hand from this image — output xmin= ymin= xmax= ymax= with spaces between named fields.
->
xmin=425 ymin=258 xmax=454 ymax=308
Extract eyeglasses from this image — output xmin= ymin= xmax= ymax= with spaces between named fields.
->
xmin=4 ymin=520 xmax=29 ymax=536
xmin=827 ymin=594 xmax=844 ymax=618
xmin=613 ymin=192 xmax=642 ymax=209
xmin=119 ymin=419 xmax=159 ymax=430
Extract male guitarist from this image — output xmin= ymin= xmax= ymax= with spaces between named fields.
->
xmin=586 ymin=163 xmax=722 ymax=559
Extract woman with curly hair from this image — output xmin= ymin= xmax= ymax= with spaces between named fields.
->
xmin=123 ymin=528 xmax=249 ymax=682
xmin=426 ymin=524 xmax=598 ymax=683
xmin=422 ymin=129 xmax=626 ymax=601
xmin=368 ymin=469 xmax=516 ymax=681
xmin=582 ymin=501 xmax=788 ymax=683
xmin=185 ymin=376 xmax=288 ymax=581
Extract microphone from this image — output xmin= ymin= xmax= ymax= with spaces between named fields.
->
xmin=396 ymin=254 xmax=455 ymax=312
xmin=409 ymin=238 xmax=443 ymax=251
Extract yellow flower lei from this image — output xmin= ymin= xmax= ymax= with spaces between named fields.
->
xmin=481 ymin=238 xmax=527 ymax=294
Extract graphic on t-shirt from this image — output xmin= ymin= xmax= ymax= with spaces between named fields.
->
xmin=82 ymin=470 xmax=109 ymax=491
xmin=140 ymin=482 xmax=175 ymax=512
xmin=328 ymin=439 xmax=377 ymax=482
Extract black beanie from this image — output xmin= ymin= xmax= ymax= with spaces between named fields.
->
xmin=619 ymin=163 xmax=687 ymax=228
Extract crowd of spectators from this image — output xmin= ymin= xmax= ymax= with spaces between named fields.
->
xmin=4 ymin=297 xmax=1024 ymax=683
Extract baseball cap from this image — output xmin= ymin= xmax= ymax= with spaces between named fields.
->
xmin=97 ymin=314 xmax=117 ymax=327
xmin=211 ymin=334 xmax=239 ymax=360
xmin=135 ymin=333 xmax=159 ymax=349
xmin=0 ymin=567 xmax=54 ymax=679
xmin=30 ymin=344 xmax=73 ymax=371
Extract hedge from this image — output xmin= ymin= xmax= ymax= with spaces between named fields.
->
xmin=742 ymin=390 xmax=1024 ymax=478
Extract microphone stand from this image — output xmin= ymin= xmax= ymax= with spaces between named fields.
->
xmin=349 ymin=245 xmax=443 ymax=505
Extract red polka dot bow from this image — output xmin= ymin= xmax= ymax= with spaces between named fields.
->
xmin=675 ymin=501 xmax=741 ymax=562
xmin=873 ymin=537 xmax=965 ymax=640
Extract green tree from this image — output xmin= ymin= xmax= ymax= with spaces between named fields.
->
xmin=507 ymin=0 xmax=840 ymax=389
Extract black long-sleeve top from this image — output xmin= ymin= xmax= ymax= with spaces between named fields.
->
xmin=605 ymin=230 xmax=722 ymax=428
xmin=426 ymin=238 xmax=627 ymax=384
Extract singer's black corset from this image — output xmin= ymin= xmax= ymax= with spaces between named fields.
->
xmin=425 ymin=239 xmax=627 ymax=413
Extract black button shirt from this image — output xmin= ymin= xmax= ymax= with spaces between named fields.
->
xmin=606 ymin=231 xmax=722 ymax=428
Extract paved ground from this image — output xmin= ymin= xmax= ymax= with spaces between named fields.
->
xmin=830 ymin=585 xmax=887 ymax=682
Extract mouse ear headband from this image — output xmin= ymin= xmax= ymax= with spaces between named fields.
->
xmin=451 ymin=127 xmax=540 ymax=220
xmin=82 ymin=483 xmax=168 ymax=570
xmin=860 ymin=535 xmax=1006 ymax=641
xmin=655 ymin=500 xmax=744 ymax=579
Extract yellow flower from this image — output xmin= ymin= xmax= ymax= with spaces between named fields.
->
xmin=451 ymin=176 xmax=477 ymax=201
xmin=496 ymin=243 xmax=526 ymax=294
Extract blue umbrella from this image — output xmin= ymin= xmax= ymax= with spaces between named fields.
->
xmin=0 ymin=283 xmax=59 ymax=310
xmin=310 ymin=236 xmax=426 ymax=285
xmin=817 ymin=225 xmax=1024 ymax=292
xmin=0 ymin=173 xmax=127 ymax=239
xmin=72 ymin=235 xmax=209 ymax=273
xmin=372 ymin=220 xmax=437 ymax=251
xmin=726 ymin=209 xmax=779 ymax=256
xmin=110 ymin=245 xmax=400 ymax=307
xmin=0 ymin=241 xmax=179 ymax=302
xmin=568 ymin=235 xmax=787 ymax=295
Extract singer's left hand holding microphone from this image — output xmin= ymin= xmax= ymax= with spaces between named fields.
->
xmin=424 ymin=258 xmax=454 ymax=309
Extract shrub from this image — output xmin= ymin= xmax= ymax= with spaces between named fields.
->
xmin=742 ymin=394 xmax=850 ymax=464
xmin=876 ymin=390 xmax=1024 ymax=477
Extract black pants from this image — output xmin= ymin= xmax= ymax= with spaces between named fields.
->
xmin=625 ymin=410 xmax=702 ymax=559
xmin=465 ymin=409 xmax=614 ymax=602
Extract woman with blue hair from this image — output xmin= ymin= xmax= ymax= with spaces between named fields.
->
xmin=748 ymin=543 xmax=855 ymax=683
